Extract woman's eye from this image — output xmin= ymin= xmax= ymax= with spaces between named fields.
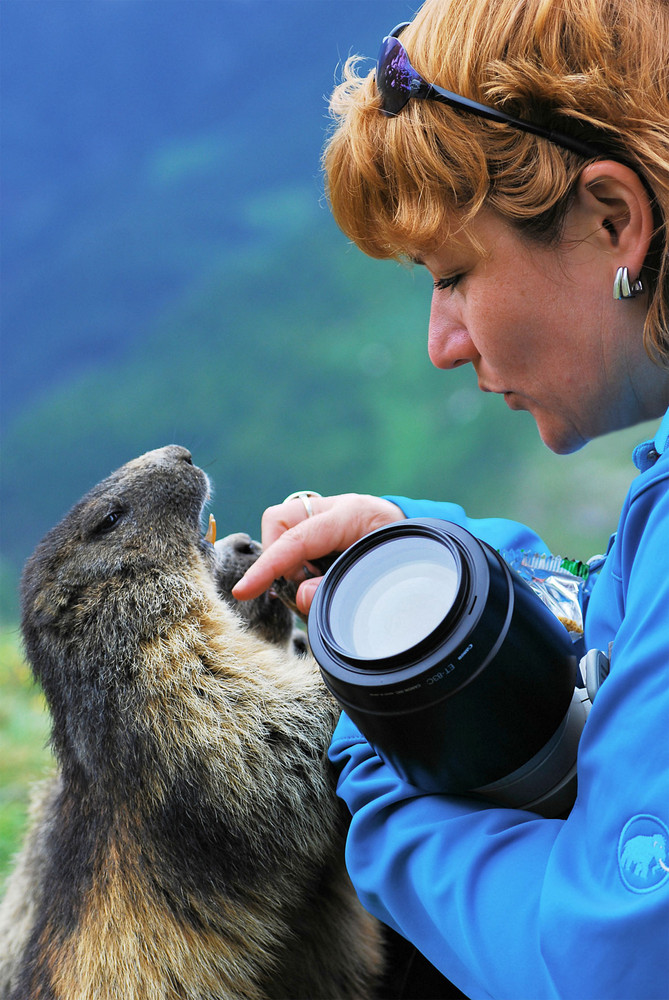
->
xmin=434 ymin=274 xmax=462 ymax=292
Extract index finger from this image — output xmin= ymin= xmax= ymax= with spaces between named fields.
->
xmin=230 ymin=515 xmax=336 ymax=601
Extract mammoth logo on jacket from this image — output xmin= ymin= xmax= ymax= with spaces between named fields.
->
xmin=618 ymin=815 xmax=669 ymax=893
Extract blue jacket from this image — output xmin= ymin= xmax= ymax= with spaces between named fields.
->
xmin=329 ymin=410 xmax=669 ymax=1000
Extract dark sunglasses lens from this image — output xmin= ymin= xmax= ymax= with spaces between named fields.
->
xmin=376 ymin=36 xmax=415 ymax=115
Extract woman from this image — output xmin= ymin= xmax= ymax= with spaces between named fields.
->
xmin=233 ymin=1 xmax=669 ymax=996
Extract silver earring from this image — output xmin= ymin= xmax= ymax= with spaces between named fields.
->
xmin=613 ymin=266 xmax=644 ymax=300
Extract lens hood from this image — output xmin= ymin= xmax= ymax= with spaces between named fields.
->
xmin=308 ymin=519 xmax=578 ymax=795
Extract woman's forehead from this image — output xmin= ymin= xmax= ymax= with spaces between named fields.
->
xmin=404 ymin=211 xmax=492 ymax=267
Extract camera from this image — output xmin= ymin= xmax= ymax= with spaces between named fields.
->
xmin=308 ymin=518 xmax=592 ymax=817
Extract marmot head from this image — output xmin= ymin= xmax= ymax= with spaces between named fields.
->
xmin=22 ymin=445 xmax=209 ymax=639
xmin=214 ymin=531 xmax=294 ymax=647
xmin=19 ymin=445 xmax=293 ymax=780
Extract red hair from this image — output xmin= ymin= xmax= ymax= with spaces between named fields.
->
xmin=323 ymin=0 xmax=669 ymax=361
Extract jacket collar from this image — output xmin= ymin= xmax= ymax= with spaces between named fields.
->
xmin=632 ymin=405 xmax=669 ymax=472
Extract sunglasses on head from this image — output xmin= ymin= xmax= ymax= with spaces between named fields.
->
xmin=376 ymin=22 xmax=609 ymax=161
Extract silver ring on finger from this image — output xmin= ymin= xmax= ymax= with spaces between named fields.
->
xmin=283 ymin=490 xmax=322 ymax=518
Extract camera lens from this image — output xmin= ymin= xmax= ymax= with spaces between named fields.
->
xmin=328 ymin=536 xmax=460 ymax=659
xmin=308 ymin=518 xmax=582 ymax=814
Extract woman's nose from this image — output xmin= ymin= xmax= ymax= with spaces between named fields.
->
xmin=427 ymin=298 xmax=478 ymax=370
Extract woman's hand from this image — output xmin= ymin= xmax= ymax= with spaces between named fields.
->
xmin=231 ymin=493 xmax=405 ymax=615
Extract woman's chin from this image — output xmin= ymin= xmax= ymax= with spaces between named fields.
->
xmin=502 ymin=395 xmax=589 ymax=453
xmin=537 ymin=420 xmax=588 ymax=455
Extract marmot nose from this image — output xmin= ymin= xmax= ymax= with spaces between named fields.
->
xmin=162 ymin=445 xmax=193 ymax=465
xmin=228 ymin=533 xmax=261 ymax=557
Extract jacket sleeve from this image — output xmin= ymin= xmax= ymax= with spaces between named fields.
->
xmin=330 ymin=492 xmax=669 ymax=1000
xmin=382 ymin=495 xmax=552 ymax=555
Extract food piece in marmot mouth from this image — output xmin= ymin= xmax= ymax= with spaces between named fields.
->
xmin=204 ymin=513 xmax=217 ymax=544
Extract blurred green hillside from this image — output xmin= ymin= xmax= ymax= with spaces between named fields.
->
xmin=0 ymin=627 xmax=53 ymax=891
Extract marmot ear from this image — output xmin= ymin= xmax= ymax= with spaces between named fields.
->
xmin=576 ymin=161 xmax=654 ymax=279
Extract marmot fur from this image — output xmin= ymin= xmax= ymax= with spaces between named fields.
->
xmin=0 ymin=445 xmax=382 ymax=1000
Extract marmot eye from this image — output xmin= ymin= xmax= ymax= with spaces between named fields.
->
xmin=93 ymin=510 xmax=124 ymax=536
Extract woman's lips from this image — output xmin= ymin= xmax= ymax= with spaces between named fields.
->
xmin=478 ymin=382 xmax=524 ymax=410
xmin=503 ymin=391 xmax=525 ymax=410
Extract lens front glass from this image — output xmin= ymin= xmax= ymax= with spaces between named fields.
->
xmin=328 ymin=535 xmax=460 ymax=659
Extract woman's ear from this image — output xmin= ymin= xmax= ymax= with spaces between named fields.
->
xmin=575 ymin=161 xmax=654 ymax=279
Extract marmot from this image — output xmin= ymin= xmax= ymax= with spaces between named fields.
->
xmin=0 ymin=445 xmax=382 ymax=1000
xmin=213 ymin=531 xmax=309 ymax=656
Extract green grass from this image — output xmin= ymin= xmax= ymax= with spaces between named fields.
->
xmin=0 ymin=625 xmax=54 ymax=893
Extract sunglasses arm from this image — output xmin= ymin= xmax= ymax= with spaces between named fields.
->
xmin=425 ymin=84 xmax=602 ymax=160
